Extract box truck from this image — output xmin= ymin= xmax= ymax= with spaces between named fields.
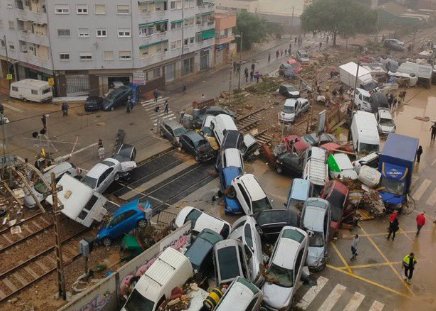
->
xmin=378 ymin=133 xmax=419 ymax=209
xmin=339 ymin=62 xmax=378 ymax=91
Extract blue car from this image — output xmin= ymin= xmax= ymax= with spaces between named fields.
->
xmin=97 ymin=199 xmax=151 ymax=246
xmin=219 ymin=166 xmax=242 ymax=214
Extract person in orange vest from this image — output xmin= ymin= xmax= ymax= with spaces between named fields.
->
xmin=416 ymin=212 xmax=426 ymax=236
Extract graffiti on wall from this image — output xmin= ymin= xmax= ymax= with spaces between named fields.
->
xmin=78 ymin=291 xmax=113 ymax=311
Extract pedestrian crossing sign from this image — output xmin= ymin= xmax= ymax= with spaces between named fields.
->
xmin=6 ymin=74 xmax=12 ymax=80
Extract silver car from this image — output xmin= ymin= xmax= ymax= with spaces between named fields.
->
xmin=159 ymin=119 xmax=187 ymax=146
xmin=229 ymin=216 xmax=264 ymax=286
xmin=301 ymin=198 xmax=331 ymax=271
xmin=213 ymin=239 xmax=249 ymax=286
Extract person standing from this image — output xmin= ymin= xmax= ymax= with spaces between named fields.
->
xmin=244 ymin=67 xmax=249 ymax=82
xmin=98 ymin=139 xmax=105 ymax=160
xmin=251 ymin=63 xmax=255 ymax=72
xmin=280 ymin=50 xmax=283 ymax=57
xmin=416 ymin=212 xmax=426 ymax=236
xmin=430 ymin=123 xmax=436 ymax=141
xmin=416 ymin=145 xmax=423 ymax=163
xmin=319 ymin=42 xmax=322 ymax=50
xmin=276 ymin=50 xmax=279 ymax=59
xmin=387 ymin=216 xmax=399 ymax=241
xmin=61 ymin=102 xmax=69 ymax=116
xmin=350 ymin=234 xmax=359 ymax=261
xmin=402 ymin=252 xmax=417 ymax=284
xmin=163 ymin=100 xmax=169 ymax=114
xmin=250 ymin=70 xmax=254 ymax=82
xmin=268 ymin=53 xmax=271 ymax=63
xmin=153 ymin=89 xmax=159 ymax=103
xmin=289 ymin=43 xmax=292 ymax=55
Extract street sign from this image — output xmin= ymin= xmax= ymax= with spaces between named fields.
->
xmin=6 ymin=74 xmax=12 ymax=80
xmin=48 ymin=78 xmax=55 ymax=86
xmin=132 ymin=71 xmax=146 ymax=85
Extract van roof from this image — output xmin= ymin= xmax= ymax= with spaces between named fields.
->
xmin=216 ymin=277 xmax=259 ymax=310
xmin=135 ymin=248 xmax=192 ymax=302
xmin=353 ymin=111 xmax=379 ymax=143
xmin=290 ymin=178 xmax=311 ymax=201
xmin=11 ymin=79 xmax=50 ymax=88
xmin=239 ymin=174 xmax=266 ymax=201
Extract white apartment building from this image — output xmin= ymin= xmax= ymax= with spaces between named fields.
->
xmin=0 ymin=0 xmax=215 ymax=96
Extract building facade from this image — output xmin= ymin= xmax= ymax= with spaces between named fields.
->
xmin=0 ymin=0 xmax=216 ymax=96
xmin=214 ymin=12 xmax=236 ymax=66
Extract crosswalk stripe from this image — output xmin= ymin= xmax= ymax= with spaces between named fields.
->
xmin=412 ymin=178 xmax=431 ymax=200
xmin=432 ymin=158 xmax=436 ymax=166
xmin=296 ymin=276 xmax=328 ymax=310
xmin=425 ymin=188 xmax=436 ymax=206
xmin=369 ymin=300 xmax=385 ymax=311
xmin=3 ymin=103 xmax=23 ymax=112
xmin=343 ymin=292 xmax=365 ymax=311
xmin=317 ymin=284 xmax=346 ymax=311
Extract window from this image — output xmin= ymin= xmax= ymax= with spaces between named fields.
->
xmin=55 ymin=5 xmax=69 ymax=14
xmin=103 ymin=51 xmax=113 ymax=60
xmin=184 ymin=39 xmax=188 ymax=46
xmin=170 ymin=40 xmax=181 ymax=49
xmin=12 ymin=86 xmax=18 ymax=92
xmin=153 ymin=67 xmax=161 ymax=77
xmin=8 ymin=20 xmax=14 ymax=30
xmin=78 ymin=28 xmax=89 ymax=38
xmin=116 ymin=4 xmax=129 ymax=14
xmin=95 ymin=4 xmax=106 ymax=15
xmin=170 ymin=0 xmax=182 ymax=9
xmin=59 ymin=53 xmax=70 ymax=61
xmin=9 ymin=44 xmax=15 ymax=51
xmin=118 ymin=29 xmax=131 ymax=37
xmin=96 ymin=29 xmax=107 ymax=37
xmin=119 ymin=51 xmax=132 ymax=60
xmin=57 ymin=29 xmax=70 ymax=37
xmin=76 ymin=4 xmax=88 ymax=14
xmin=31 ymin=90 xmax=38 ymax=95
xmin=190 ymin=37 xmax=194 ymax=44
xmin=79 ymin=52 xmax=92 ymax=61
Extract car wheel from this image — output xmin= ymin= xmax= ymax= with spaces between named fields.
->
xmin=103 ymin=238 xmax=111 ymax=247
xmin=276 ymin=166 xmax=283 ymax=174
xmin=114 ymin=174 xmax=120 ymax=181
xmin=138 ymin=219 xmax=147 ymax=228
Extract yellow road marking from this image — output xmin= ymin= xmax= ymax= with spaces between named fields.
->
xmin=336 ymin=261 xmax=402 ymax=270
xmin=399 ymin=228 xmax=413 ymax=242
xmin=359 ymin=225 xmax=415 ymax=296
xmin=327 ymin=265 xmax=411 ymax=299
xmin=331 ymin=242 xmax=352 ymax=273
xmin=340 ymin=229 xmax=431 ymax=239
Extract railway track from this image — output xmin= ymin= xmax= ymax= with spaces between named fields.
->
xmin=0 ymin=227 xmax=88 ymax=303
xmin=237 ymin=107 xmax=273 ymax=145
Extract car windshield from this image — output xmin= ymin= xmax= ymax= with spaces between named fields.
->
xmin=34 ymin=181 xmax=49 ymax=194
xmin=202 ymin=127 xmax=213 ymax=136
xmin=173 ymin=127 xmax=187 ymax=137
xmin=217 ymin=246 xmax=241 ymax=281
xmin=283 ymin=105 xmax=295 ymax=113
xmin=359 ymin=143 xmax=379 ymax=154
xmin=300 ymin=52 xmax=308 ymax=58
xmin=381 ymin=177 xmax=405 ymax=195
xmin=124 ymin=289 xmax=155 ymax=311
xmin=252 ymin=197 xmax=272 ymax=214
xmin=186 ymin=238 xmax=211 ymax=269
xmin=186 ymin=209 xmax=202 ymax=227
xmin=81 ymin=175 xmax=97 ymax=189
xmin=286 ymin=85 xmax=297 ymax=92
xmin=327 ymin=190 xmax=346 ymax=222
xmin=266 ymin=263 xmax=293 ymax=287
xmin=309 ymin=231 xmax=324 ymax=247
xmin=380 ymin=118 xmax=394 ymax=126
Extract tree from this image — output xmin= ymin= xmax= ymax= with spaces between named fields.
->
xmin=236 ymin=11 xmax=268 ymax=50
xmin=301 ymin=0 xmax=378 ymax=46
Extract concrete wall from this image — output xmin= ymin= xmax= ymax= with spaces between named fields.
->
xmin=59 ymin=223 xmax=191 ymax=311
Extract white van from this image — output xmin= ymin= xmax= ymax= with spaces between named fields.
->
xmin=210 ymin=114 xmax=237 ymax=146
xmin=351 ymin=111 xmax=380 ymax=155
xmin=303 ymin=146 xmax=329 ymax=188
xmin=45 ymin=174 xmax=107 ymax=227
xmin=215 ymin=277 xmax=263 ymax=311
xmin=10 ymin=79 xmax=53 ymax=102
xmin=122 ymin=247 xmax=193 ymax=311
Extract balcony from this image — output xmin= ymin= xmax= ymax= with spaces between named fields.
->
xmin=20 ymin=52 xmax=52 ymax=70
xmin=138 ymin=31 xmax=169 ymax=46
xmin=197 ymin=2 xmax=214 ymax=14
xmin=16 ymin=8 xmax=47 ymax=24
xmin=216 ymin=34 xmax=234 ymax=45
xmin=18 ymin=30 xmax=49 ymax=47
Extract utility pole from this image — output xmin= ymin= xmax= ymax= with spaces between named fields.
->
xmin=228 ymin=69 xmax=232 ymax=105
xmin=352 ymin=62 xmax=360 ymax=112
xmin=3 ymin=35 xmax=11 ymax=89
xmin=237 ymin=32 xmax=243 ymax=90
xmin=51 ymin=172 xmax=66 ymax=300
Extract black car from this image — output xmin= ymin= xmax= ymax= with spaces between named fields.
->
xmin=279 ymin=64 xmax=294 ymax=79
xmin=192 ymin=106 xmax=236 ymax=129
xmin=254 ymin=208 xmax=300 ymax=243
xmin=275 ymin=152 xmax=303 ymax=177
xmin=102 ymin=86 xmax=132 ymax=111
xmin=113 ymin=143 xmax=136 ymax=162
xmin=302 ymin=133 xmax=337 ymax=146
xmin=278 ymin=84 xmax=300 ymax=98
xmin=180 ymin=131 xmax=215 ymax=162
xmin=221 ymin=130 xmax=244 ymax=151
xmin=84 ymin=96 xmax=104 ymax=112
xmin=384 ymin=39 xmax=405 ymax=52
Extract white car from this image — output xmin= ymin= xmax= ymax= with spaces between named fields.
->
xmin=24 ymin=161 xmax=79 ymax=208
xmin=229 ymin=216 xmax=264 ymax=286
xmin=231 ymin=174 xmax=273 ymax=215
xmin=81 ymin=157 xmax=136 ymax=193
xmin=214 ymin=277 xmax=263 ymax=311
xmin=279 ymin=98 xmax=310 ymax=123
xmin=376 ymin=108 xmax=396 ymax=134
xmin=263 ymin=226 xmax=308 ymax=310
xmin=328 ymin=153 xmax=358 ymax=180
xmin=174 ymin=206 xmax=231 ymax=238
xmin=296 ymin=50 xmax=310 ymax=63
xmin=301 ymin=198 xmax=331 ymax=271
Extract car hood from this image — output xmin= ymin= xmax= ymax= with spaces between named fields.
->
xmin=280 ymin=112 xmax=296 ymax=120
xmin=224 ymin=196 xmax=243 ymax=214
xmin=307 ymin=246 xmax=325 ymax=267
xmin=379 ymin=124 xmax=395 ymax=133
xmin=263 ymin=282 xmax=294 ymax=309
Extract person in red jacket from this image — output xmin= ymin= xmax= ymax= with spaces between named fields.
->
xmin=416 ymin=212 xmax=426 ymax=236
xmin=389 ymin=210 xmax=399 ymax=223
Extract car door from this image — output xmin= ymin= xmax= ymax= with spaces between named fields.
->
xmin=98 ymin=167 xmax=114 ymax=192
xmin=119 ymin=210 xmax=139 ymax=237
xmin=236 ymin=184 xmax=251 ymax=214
xmin=185 ymin=137 xmax=195 ymax=155
xmin=163 ymin=124 xmax=171 ymax=141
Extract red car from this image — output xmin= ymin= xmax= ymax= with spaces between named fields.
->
xmin=320 ymin=180 xmax=349 ymax=232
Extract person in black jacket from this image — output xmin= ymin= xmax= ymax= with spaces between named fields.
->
xmin=387 ymin=217 xmax=399 ymax=241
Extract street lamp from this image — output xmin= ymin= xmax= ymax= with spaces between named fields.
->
xmin=235 ymin=32 xmax=243 ymax=90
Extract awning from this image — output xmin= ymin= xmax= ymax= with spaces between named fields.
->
xmin=201 ymin=29 xmax=215 ymax=40
xmin=154 ymin=19 xmax=168 ymax=25
xmin=171 ymin=19 xmax=183 ymax=24
xmin=139 ymin=40 xmax=168 ymax=49
xmin=139 ymin=22 xmax=154 ymax=28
